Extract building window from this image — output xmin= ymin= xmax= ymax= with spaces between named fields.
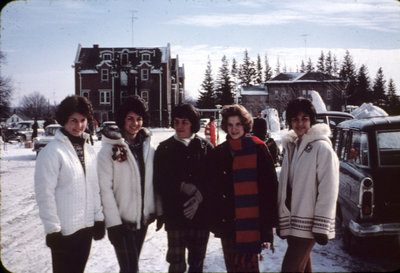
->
xmin=100 ymin=90 xmax=111 ymax=104
xmin=120 ymin=71 xmax=128 ymax=86
xmin=274 ymin=90 xmax=279 ymax=100
xmin=121 ymin=53 xmax=129 ymax=65
xmin=142 ymin=54 xmax=150 ymax=61
xmin=82 ymin=90 xmax=90 ymax=100
xmin=326 ymin=89 xmax=332 ymax=100
xmin=141 ymin=90 xmax=149 ymax=106
xmin=103 ymin=53 xmax=112 ymax=61
xmin=141 ymin=69 xmax=149 ymax=81
xmin=101 ymin=69 xmax=109 ymax=81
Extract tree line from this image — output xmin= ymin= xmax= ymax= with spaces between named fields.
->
xmin=196 ymin=49 xmax=400 ymax=115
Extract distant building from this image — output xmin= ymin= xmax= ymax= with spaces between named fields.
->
xmin=266 ymin=72 xmax=346 ymax=115
xmin=73 ymin=43 xmax=185 ymax=127
xmin=240 ymin=85 xmax=269 ymax=116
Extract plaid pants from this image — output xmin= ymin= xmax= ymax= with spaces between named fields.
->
xmin=166 ymin=229 xmax=209 ymax=273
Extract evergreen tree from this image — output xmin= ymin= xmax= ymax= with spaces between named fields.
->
xmin=300 ymin=60 xmax=306 ymax=73
xmin=387 ymin=79 xmax=400 ymax=115
xmin=0 ymin=51 xmax=12 ymax=118
xmin=339 ymin=50 xmax=357 ymax=105
xmin=325 ymin=51 xmax=333 ymax=75
xmin=197 ymin=57 xmax=216 ymax=109
xmin=317 ymin=51 xmax=325 ymax=73
xmin=231 ymin=58 xmax=240 ymax=102
xmin=306 ymin=58 xmax=314 ymax=72
xmin=255 ymin=54 xmax=263 ymax=84
xmin=216 ymin=55 xmax=234 ymax=105
xmin=275 ymin=57 xmax=281 ymax=75
xmin=333 ymin=55 xmax=339 ymax=76
xmin=354 ymin=64 xmax=372 ymax=105
xmin=372 ymin=67 xmax=386 ymax=107
xmin=264 ymin=53 xmax=273 ymax=82
xmin=239 ymin=49 xmax=256 ymax=86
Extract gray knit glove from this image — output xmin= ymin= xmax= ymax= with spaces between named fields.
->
xmin=183 ymin=190 xmax=203 ymax=220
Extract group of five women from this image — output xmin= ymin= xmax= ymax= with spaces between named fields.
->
xmin=34 ymin=94 xmax=338 ymax=273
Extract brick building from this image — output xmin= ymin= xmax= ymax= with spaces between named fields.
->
xmin=73 ymin=43 xmax=185 ymax=127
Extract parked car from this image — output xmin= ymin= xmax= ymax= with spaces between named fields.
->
xmin=2 ymin=127 xmax=22 ymax=142
xmin=332 ymin=116 xmax=400 ymax=254
xmin=32 ymin=124 xmax=62 ymax=156
xmin=96 ymin=121 xmax=117 ymax=140
xmin=200 ymin=118 xmax=209 ymax=128
xmin=316 ymin=111 xmax=354 ymax=138
xmin=14 ymin=121 xmax=45 ymax=142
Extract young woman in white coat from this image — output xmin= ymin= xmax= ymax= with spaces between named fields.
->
xmin=277 ymin=97 xmax=339 ymax=272
xmin=34 ymin=95 xmax=105 ymax=273
xmin=97 ymin=95 xmax=159 ymax=273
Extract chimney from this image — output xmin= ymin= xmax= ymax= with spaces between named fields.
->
xmin=93 ymin=44 xmax=99 ymax=49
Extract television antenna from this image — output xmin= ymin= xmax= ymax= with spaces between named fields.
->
xmin=301 ymin=34 xmax=309 ymax=60
xmin=130 ymin=10 xmax=138 ymax=47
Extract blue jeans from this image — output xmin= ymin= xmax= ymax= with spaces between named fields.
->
xmin=111 ymin=226 xmax=148 ymax=273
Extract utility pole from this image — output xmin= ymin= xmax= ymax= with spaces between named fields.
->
xmin=130 ymin=10 xmax=138 ymax=47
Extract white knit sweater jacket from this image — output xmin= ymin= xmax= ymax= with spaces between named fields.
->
xmin=97 ymin=128 xmax=157 ymax=229
xmin=278 ymin=123 xmax=339 ymax=239
xmin=34 ymin=130 xmax=104 ymax=236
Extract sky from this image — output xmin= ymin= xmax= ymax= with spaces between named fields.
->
xmin=1 ymin=0 xmax=399 ymax=107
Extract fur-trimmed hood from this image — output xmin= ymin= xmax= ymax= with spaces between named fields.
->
xmin=101 ymin=126 xmax=152 ymax=145
xmin=281 ymin=123 xmax=332 ymax=149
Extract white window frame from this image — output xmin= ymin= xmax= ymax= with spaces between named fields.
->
xmin=141 ymin=69 xmax=149 ymax=81
xmin=142 ymin=54 xmax=150 ymax=61
xmin=141 ymin=90 xmax=149 ymax=105
xmin=99 ymin=90 xmax=111 ymax=104
xmin=101 ymin=69 xmax=109 ymax=81
xmin=103 ymin=53 xmax=112 ymax=61
xmin=121 ymin=53 xmax=129 ymax=65
xmin=82 ymin=90 xmax=90 ymax=100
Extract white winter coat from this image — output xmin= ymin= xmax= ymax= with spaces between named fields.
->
xmin=278 ymin=123 xmax=339 ymax=239
xmin=97 ymin=128 xmax=157 ymax=229
xmin=34 ymin=130 xmax=104 ymax=236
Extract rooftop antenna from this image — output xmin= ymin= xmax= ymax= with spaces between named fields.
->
xmin=301 ymin=34 xmax=308 ymax=60
xmin=130 ymin=10 xmax=138 ymax=47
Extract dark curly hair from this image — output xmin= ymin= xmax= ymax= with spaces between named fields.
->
xmin=171 ymin=104 xmax=200 ymax=133
xmin=56 ymin=95 xmax=94 ymax=126
xmin=285 ymin=97 xmax=317 ymax=129
xmin=116 ymin=95 xmax=150 ymax=130
xmin=220 ymin=104 xmax=253 ymax=134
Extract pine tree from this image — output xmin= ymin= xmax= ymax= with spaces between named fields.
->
xmin=239 ymin=49 xmax=256 ymax=86
xmin=197 ymin=57 xmax=216 ymax=109
xmin=317 ymin=51 xmax=325 ymax=73
xmin=354 ymin=64 xmax=371 ymax=105
xmin=325 ymin=51 xmax=333 ymax=75
xmin=300 ymin=60 xmax=306 ymax=73
xmin=306 ymin=58 xmax=314 ymax=72
xmin=333 ymin=55 xmax=339 ymax=76
xmin=339 ymin=50 xmax=357 ymax=105
xmin=216 ymin=55 xmax=234 ymax=106
xmin=264 ymin=53 xmax=273 ymax=83
xmin=255 ymin=54 xmax=263 ymax=85
xmin=387 ymin=79 xmax=400 ymax=115
xmin=372 ymin=67 xmax=386 ymax=107
xmin=275 ymin=57 xmax=281 ymax=75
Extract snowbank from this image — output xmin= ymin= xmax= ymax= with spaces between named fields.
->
xmin=350 ymin=103 xmax=388 ymax=119
xmin=261 ymin=108 xmax=280 ymax=132
xmin=310 ymin=91 xmax=327 ymax=113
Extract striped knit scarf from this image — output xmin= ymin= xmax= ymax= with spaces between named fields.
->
xmin=229 ymin=135 xmax=261 ymax=255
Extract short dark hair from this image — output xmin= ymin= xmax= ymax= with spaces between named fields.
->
xmin=285 ymin=97 xmax=317 ymax=129
xmin=171 ymin=104 xmax=200 ymax=133
xmin=56 ymin=95 xmax=94 ymax=126
xmin=220 ymin=104 xmax=253 ymax=134
xmin=116 ymin=95 xmax=149 ymax=130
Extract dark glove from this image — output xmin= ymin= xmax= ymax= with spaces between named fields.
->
xmin=107 ymin=225 xmax=125 ymax=245
xmin=46 ymin=232 xmax=63 ymax=248
xmin=93 ymin=221 xmax=105 ymax=240
xmin=180 ymin=182 xmax=197 ymax=196
xmin=156 ymin=217 xmax=164 ymax=231
xmin=313 ymin=232 xmax=328 ymax=245
xmin=183 ymin=190 xmax=203 ymax=220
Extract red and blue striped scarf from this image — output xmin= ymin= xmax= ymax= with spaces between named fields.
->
xmin=229 ymin=135 xmax=263 ymax=254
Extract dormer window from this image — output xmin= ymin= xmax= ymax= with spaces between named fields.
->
xmin=101 ymin=69 xmax=109 ymax=81
xmin=142 ymin=54 xmax=150 ymax=62
xmin=121 ymin=53 xmax=129 ymax=65
xmin=103 ymin=53 xmax=112 ymax=61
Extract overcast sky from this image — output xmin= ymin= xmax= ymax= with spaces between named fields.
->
xmin=1 ymin=0 xmax=399 ymax=106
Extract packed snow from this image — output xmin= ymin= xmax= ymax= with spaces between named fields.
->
xmin=1 ymin=127 xmax=399 ymax=272
xmin=350 ymin=103 xmax=388 ymax=119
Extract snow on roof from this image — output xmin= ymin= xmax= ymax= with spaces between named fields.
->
xmin=350 ymin=103 xmax=388 ymax=119
xmin=78 ymin=69 xmax=98 ymax=74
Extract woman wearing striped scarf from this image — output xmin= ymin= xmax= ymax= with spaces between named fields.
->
xmin=208 ymin=104 xmax=278 ymax=273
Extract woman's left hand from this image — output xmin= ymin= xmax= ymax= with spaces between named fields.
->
xmin=93 ymin=221 xmax=105 ymax=240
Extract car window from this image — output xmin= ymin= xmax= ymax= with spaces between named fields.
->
xmin=377 ymin=130 xmax=400 ymax=166
xmin=347 ymin=131 xmax=369 ymax=166
xmin=338 ymin=130 xmax=350 ymax=160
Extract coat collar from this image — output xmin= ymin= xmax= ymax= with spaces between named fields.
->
xmin=282 ymin=123 xmax=331 ymax=149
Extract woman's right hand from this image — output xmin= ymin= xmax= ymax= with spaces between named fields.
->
xmin=107 ymin=225 xmax=125 ymax=244
xmin=46 ymin=232 xmax=63 ymax=248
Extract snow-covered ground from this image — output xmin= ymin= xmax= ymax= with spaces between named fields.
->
xmin=1 ymin=127 xmax=399 ymax=272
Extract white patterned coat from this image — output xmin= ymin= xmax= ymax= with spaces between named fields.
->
xmin=278 ymin=123 xmax=339 ymax=239
xmin=34 ymin=130 xmax=104 ymax=236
